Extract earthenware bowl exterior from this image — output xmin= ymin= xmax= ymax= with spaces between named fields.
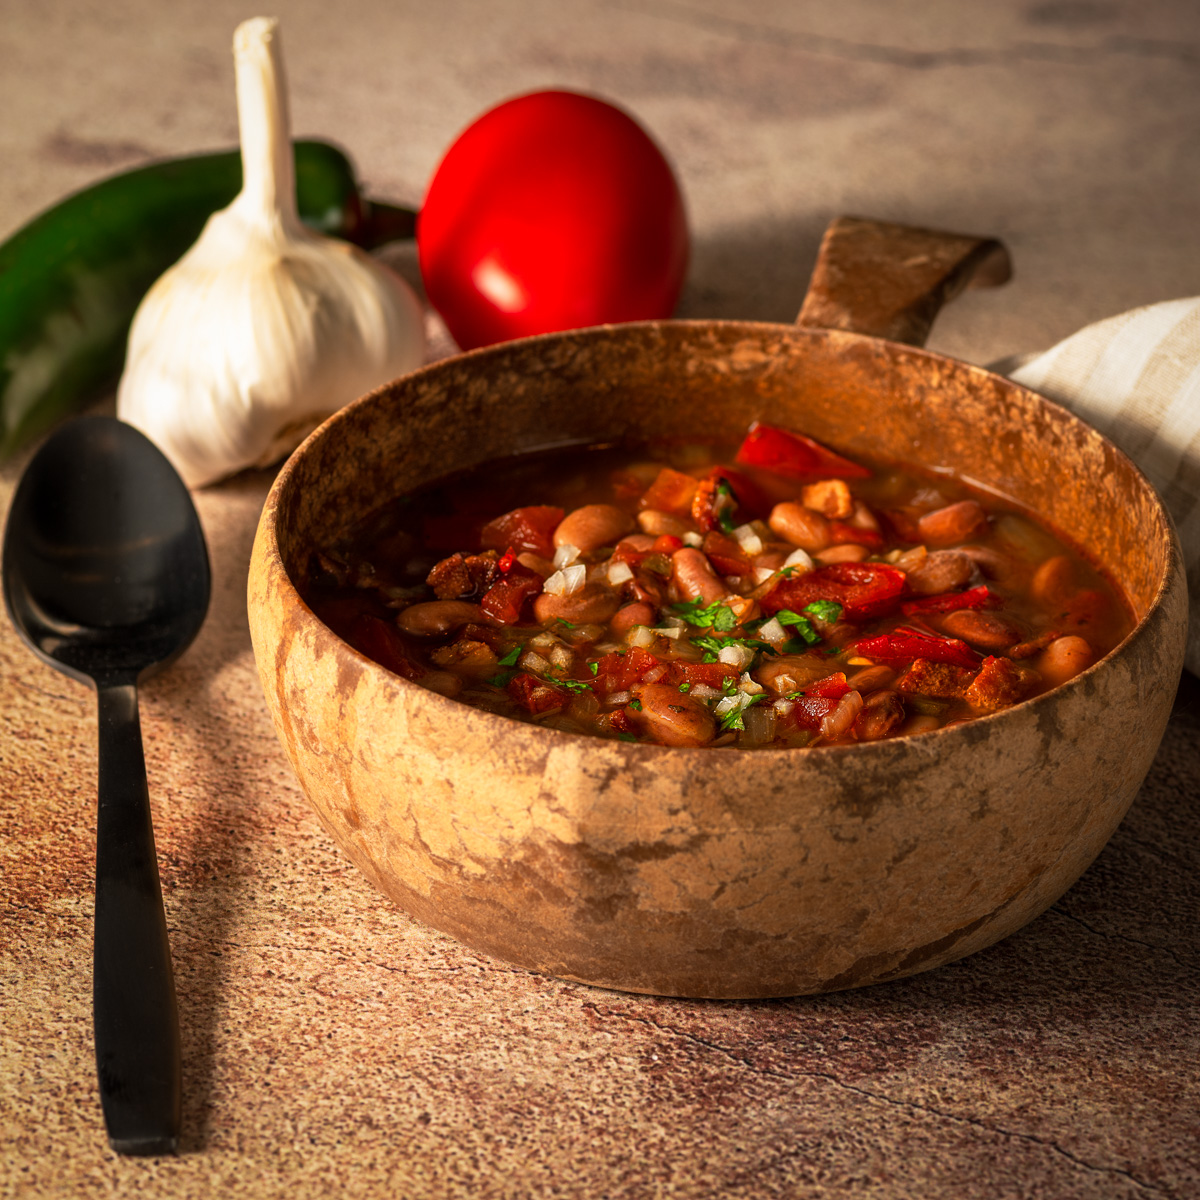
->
xmin=248 ymin=317 xmax=1187 ymax=999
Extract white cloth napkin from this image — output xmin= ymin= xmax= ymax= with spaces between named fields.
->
xmin=1001 ymin=298 xmax=1199 ymax=677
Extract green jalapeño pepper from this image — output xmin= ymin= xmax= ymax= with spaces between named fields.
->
xmin=0 ymin=140 xmax=416 ymax=459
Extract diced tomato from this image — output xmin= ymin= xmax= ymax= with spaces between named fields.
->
xmin=592 ymin=647 xmax=662 ymax=694
xmin=507 ymin=672 xmax=568 ymax=713
xmin=701 ymin=531 xmax=751 ymax=576
xmin=762 ymin=562 xmax=907 ymax=622
xmin=640 ymin=467 xmax=699 ymax=518
xmin=901 ymin=585 xmax=1000 ymax=616
xmin=802 ymin=672 xmax=851 ymax=699
xmin=608 ymin=707 xmax=638 ymax=735
xmin=789 ymin=695 xmax=840 ymax=730
xmin=829 ymin=520 xmax=885 ymax=549
xmin=854 ymin=629 xmax=981 ymax=669
xmin=480 ymin=562 xmax=542 ymax=624
xmin=669 ymin=660 xmax=740 ymax=690
xmin=652 ymin=534 xmax=684 ymax=554
xmin=349 ymin=615 xmax=425 ymax=681
xmin=734 ymin=422 xmax=871 ymax=481
xmin=611 ymin=539 xmax=648 ymax=569
xmin=480 ymin=505 xmax=564 ymax=557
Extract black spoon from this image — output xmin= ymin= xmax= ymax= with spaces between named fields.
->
xmin=2 ymin=416 xmax=210 ymax=1155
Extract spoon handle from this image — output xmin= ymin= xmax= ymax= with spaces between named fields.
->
xmin=94 ymin=682 xmax=181 ymax=1155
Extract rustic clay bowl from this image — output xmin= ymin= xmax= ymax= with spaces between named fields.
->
xmin=248 ymin=218 xmax=1188 ymax=999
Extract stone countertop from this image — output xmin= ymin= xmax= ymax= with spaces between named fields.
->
xmin=2 ymin=2 xmax=1199 ymax=1197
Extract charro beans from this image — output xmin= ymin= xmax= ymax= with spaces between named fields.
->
xmin=1036 ymin=635 xmax=1094 ymax=687
xmin=554 ymin=504 xmax=634 ymax=551
xmin=671 ymin=547 xmax=726 ymax=605
xmin=610 ymin=601 xmax=656 ymax=639
xmin=397 ymin=600 xmax=487 ymax=637
xmin=533 ymin=582 xmax=622 ymax=626
xmin=918 ymin=500 xmax=988 ymax=546
xmin=630 ymin=684 xmax=716 ymax=746
xmin=940 ymin=609 xmax=1023 ymax=651
xmin=906 ymin=550 xmax=974 ymax=595
xmin=768 ymin=501 xmax=832 ymax=551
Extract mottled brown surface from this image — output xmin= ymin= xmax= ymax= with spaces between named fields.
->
xmin=5 ymin=0 xmax=1200 ymax=1195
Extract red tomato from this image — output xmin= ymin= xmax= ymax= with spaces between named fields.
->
xmin=762 ymin=563 xmax=907 ymax=622
xmin=418 ymin=90 xmax=689 ymax=350
xmin=479 ymin=505 xmax=564 ymax=558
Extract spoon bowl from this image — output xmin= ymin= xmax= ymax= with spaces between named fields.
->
xmin=2 ymin=415 xmax=210 ymax=1155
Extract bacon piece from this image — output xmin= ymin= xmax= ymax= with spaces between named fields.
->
xmin=640 ymin=467 xmax=700 ymax=518
xmin=894 ymin=659 xmax=974 ymax=700
xmin=964 ymin=656 xmax=1033 ymax=713
xmin=426 ymin=550 xmax=501 ymax=600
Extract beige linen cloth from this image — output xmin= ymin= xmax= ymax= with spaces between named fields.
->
xmin=999 ymin=298 xmax=1199 ymax=677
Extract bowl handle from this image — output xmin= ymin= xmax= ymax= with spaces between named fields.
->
xmin=796 ymin=216 xmax=1012 ymax=348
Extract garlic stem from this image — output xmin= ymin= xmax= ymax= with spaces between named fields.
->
xmin=232 ymin=18 xmax=301 ymax=234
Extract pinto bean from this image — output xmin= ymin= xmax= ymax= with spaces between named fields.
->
xmin=517 ymin=552 xmax=555 ymax=578
xmin=768 ymin=501 xmax=832 ymax=552
xmin=905 ymin=550 xmax=974 ymax=595
xmin=854 ymin=689 xmax=906 ymax=740
xmin=638 ymin=509 xmax=693 ymax=538
xmin=940 ymin=609 xmax=1023 ymax=651
xmin=754 ymin=654 xmax=831 ymax=695
xmin=847 ymin=664 xmax=896 ymax=693
xmin=958 ymin=544 xmax=1017 ymax=585
xmin=671 ymin=547 xmax=726 ymax=605
xmin=630 ymin=683 xmax=716 ymax=747
xmin=610 ymin=601 xmax=657 ymax=639
xmin=533 ymin=582 xmax=622 ymax=626
xmin=821 ymin=690 xmax=863 ymax=740
xmin=1031 ymin=555 xmax=1075 ymax=607
xmin=554 ymin=504 xmax=634 ymax=551
xmin=396 ymin=600 xmax=487 ymax=637
xmin=814 ymin=543 xmax=869 ymax=564
xmin=917 ymin=500 xmax=989 ymax=547
xmin=1036 ymin=635 xmax=1094 ymax=687
xmin=615 ymin=533 xmax=657 ymax=555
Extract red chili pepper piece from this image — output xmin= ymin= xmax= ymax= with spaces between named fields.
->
xmin=652 ymin=534 xmax=684 ymax=555
xmin=480 ymin=505 xmax=564 ymax=558
xmin=762 ymin=562 xmax=907 ymax=621
xmin=854 ymin=630 xmax=981 ymax=669
xmin=480 ymin=562 xmax=542 ymax=624
xmin=496 ymin=547 xmax=517 ymax=573
xmin=734 ymin=421 xmax=872 ymax=480
xmin=901 ymin=584 xmax=1000 ymax=616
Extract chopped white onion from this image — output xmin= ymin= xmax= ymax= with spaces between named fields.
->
xmin=652 ymin=626 xmax=682 ymax=639
xmin=690 ymin=683 xmax=722 ymax=701
xmin=519 ymin=651 xmax=550 ymax=674
xmin=738 ymin=673 xmax=765 ymax=695
xmin=682 ymin=531 xmax=703 ymax=547
xmin=607 ymin=560 xmax=634 ymax=585
xmin=713 ymin=695 xmax=740 ymax=717
xmin=627 ymin=625 xmax=656 ymax=648
xmin=773 ymin=699 xmax=795 ymax=715
xmin=662 ymin=616 xmax=688 ymax=630
xmin=609 ymin=691 xmax=632 ymax=705
xmin=544 ymin=563 xmax=587 ymax=596
xmin=718 ymin=644 xmax=755 ymax=671
xmin=758 ymin=616 xmax=787 ymax=645
xmin=549 ymin=645 xmax=573 ymax=670
xmin=754 ymin=567 xmax=776 ymax=585
xmin=783 ymin=548 xmax=814 ymax=572
xmin=530 ymin=630 xmax=560 ymax=649
xmin=553 ymin=543 xmax=581 ymax=569
xmin=733 ymin=524 xmax=764 ymax=556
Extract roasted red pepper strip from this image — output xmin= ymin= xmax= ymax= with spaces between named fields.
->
xmin=734 ymin=421 xmax=872 ymax=480
xmin=763 ymin=562 xmax=907 ymax=621
xmin=900 ymin=584 xmax=1000 ymax=616
xmin=854 ymin=630 xmax=981 ymax=669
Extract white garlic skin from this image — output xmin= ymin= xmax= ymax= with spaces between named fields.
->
xmin=117 ymin=17 xmax=424 ymax=487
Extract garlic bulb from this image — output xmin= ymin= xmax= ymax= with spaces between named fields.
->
xmin=117 ymin=17 xmax=424 ymax=487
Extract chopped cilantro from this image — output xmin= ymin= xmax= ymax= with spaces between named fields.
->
xmin=693 ymin=633 xmax=774 ymax=658
xmin=629 ymin=698 xmax=643 ymax=711
xmin=721 ymin=676 xmax=737 ymax=695
xmin=497 ymin=646 xmax=522 ymax=667
xmin=715 ymin=481 xmax=738 ymax=534
xmin=671 ymin=597 xmax=738 ymax=632
xmin=486 ymin=670 xmax=516 ymax=688
xmin=554 ymin=677 xmax=594 ymax=694
xmin=553 ymin=618 xmax=577 ymax=629
xmin=678 ymin=682 xmax=692 ymax=693
xmin=804 ymin=600 xmax=843 ymax=623
xmin=702 ymin=651 xmax=718 ymax=664
xmin=781 ymin=639 xmax=810 ymax=655
xmin=588 ymin=661 xmax=599 ymax=676
xmin=719 ymin=693 xmax=766 ymax=732
xmin=774 ymin=610 xmax=821 ymax=646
